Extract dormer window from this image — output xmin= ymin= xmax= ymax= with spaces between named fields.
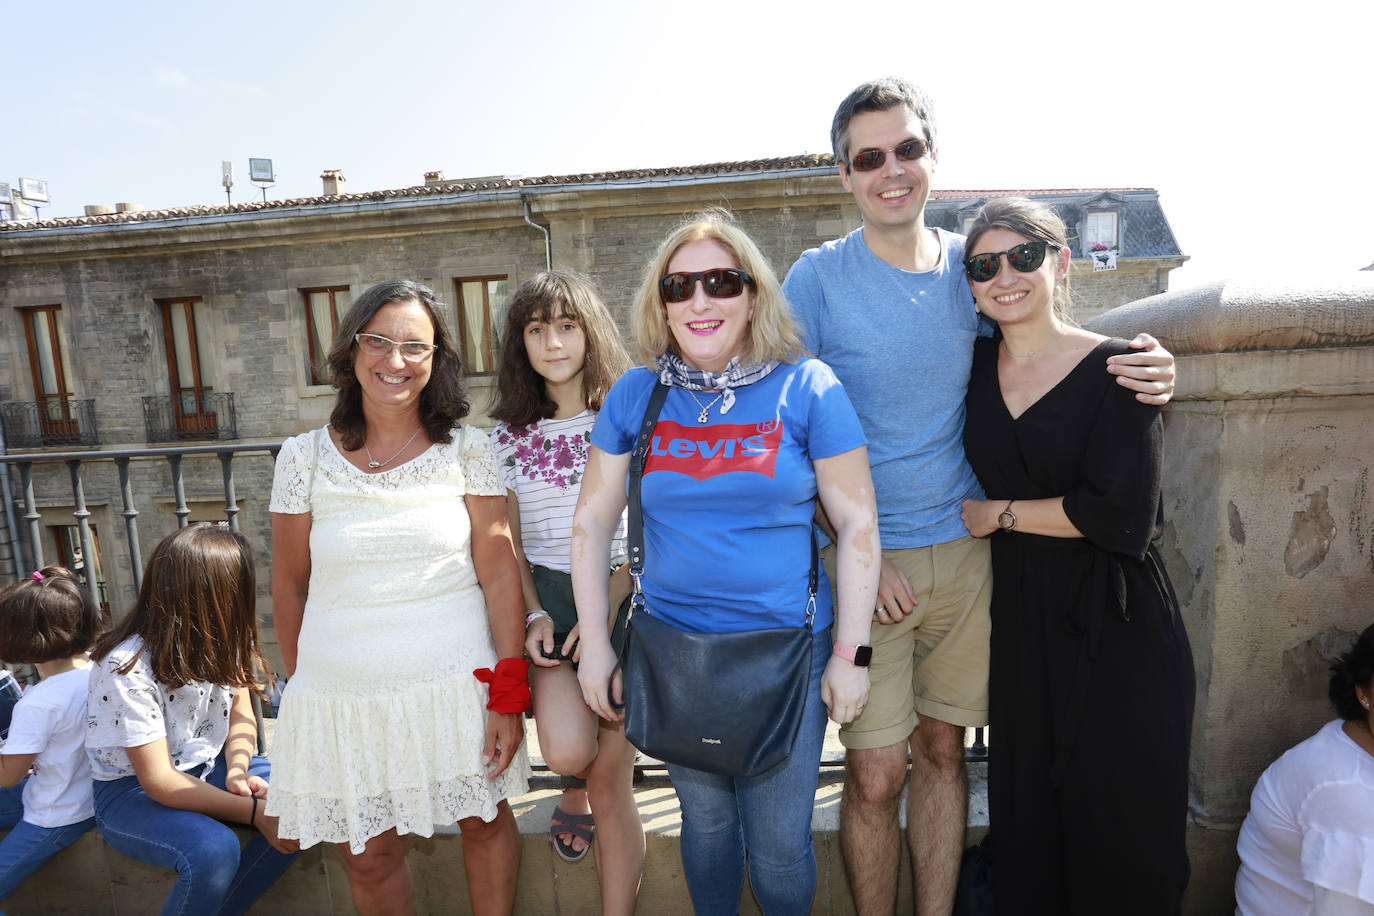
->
xmin=1083 ymin=210 xmax=1119 ymax=254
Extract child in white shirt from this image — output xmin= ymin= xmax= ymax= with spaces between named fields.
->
xmin=0 ymin=566 xmax=103 ymax=911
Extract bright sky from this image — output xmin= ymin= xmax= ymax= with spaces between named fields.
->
xmin=5 ymin=0 xmax=1372 ymax=291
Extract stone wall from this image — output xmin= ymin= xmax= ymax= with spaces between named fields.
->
xmin=1089 ymin=275 xmax=1374 ymax=914
xmin=1068 ymin=257 xmax=1178 ymax=325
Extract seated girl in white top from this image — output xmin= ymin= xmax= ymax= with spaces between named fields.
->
xmin=86 ymin=526 xmax=299 ymax=916
xmin=1236 ymin=622 xmax=1374 ymax=915
xmin=0 ymin=566 xmax=103 ymax=911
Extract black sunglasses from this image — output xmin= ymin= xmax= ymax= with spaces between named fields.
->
xmin=963 ymin=240 xmax=1059 ymax=283
xmin=848 ymin=137 xmax=930 ymax=173
xmin=659 ymin=268 xmax=755 ymax=304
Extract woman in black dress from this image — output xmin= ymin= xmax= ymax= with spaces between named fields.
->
xmin=958 ymin=197 xmax=1195 ymax=915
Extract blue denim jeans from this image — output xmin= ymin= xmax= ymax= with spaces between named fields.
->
xmin=94 ymin=751 xmax=298 ymax=916
xmin=666 ymin=627 xmax=829 ymax=915
xmin=0 ymin=779 xmax=96 ymax=912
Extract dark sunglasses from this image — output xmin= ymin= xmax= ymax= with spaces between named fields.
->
xmin=848 ymin=137 xmax=930 ymax=173
xmin=963 ymin=240 xmax=1059 ymax=283
xmin=659 ymin=268 xmax=755 ymax=304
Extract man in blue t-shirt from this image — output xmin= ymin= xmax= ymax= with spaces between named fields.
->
xmin=782 ymin=78 xmax=1176 ymax=915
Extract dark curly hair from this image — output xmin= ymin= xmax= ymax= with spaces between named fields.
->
xmin=1329 ymin=623 xmax=1374 ymax=721
xmin=488 ymin=271 xmax=630 ymax=427
xmin=326 ymin=279 xmax=469 ymax=451
xmin=0 ymin=566 xmax=104 ymax=663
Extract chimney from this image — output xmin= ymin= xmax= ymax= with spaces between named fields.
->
xmin=84 ymin=205 xmax=115 ymax=216
xmin=424 ymin=171 xmax=446 ymax=186
xmin=321 ymin=169 xmax=345 ymax=196
xmin=114 ymin=203 xmax=141 ymax=213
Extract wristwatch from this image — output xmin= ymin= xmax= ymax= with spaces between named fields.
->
xmin=997 ymin=500 xmax=1017 ymax=531
xmin=832 ymin=642 xmax=873 ymax=667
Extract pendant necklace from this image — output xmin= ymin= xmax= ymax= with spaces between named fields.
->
xmin=1001 ymin=336 xmax=1058 ymax=359
xmin=686 ymin=389 xmax=724 ymax=424
xmin=364 ymin=426 xmax=422 ymax=469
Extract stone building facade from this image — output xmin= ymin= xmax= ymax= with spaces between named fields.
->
xmin=0 ymin=155 xmax=1186 ymax=657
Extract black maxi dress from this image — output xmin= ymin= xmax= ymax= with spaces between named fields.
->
xmin=962 ymin=337 xmax=1195 ymax=916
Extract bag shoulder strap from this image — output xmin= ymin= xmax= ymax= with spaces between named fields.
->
xmin=627 ymin=382 xmax=670 ymax=608
xmin=626 ymin=382 xmax=818 ymax=629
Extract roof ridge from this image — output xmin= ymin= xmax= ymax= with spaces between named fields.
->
xmin=0 ymin=154 xmax=837 ymax=231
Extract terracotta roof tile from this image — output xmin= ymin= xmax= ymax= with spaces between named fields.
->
xmin=0 ymin=155 xmax=836 ymax=232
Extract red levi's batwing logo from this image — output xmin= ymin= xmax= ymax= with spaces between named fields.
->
xmin=643 ymin=420 xmax=782 ymax=480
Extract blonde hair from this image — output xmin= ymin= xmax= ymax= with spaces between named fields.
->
xmin=630 ymin=208 xmax=803 ymax=367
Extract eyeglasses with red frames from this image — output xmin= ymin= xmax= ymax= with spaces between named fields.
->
xmin=847 ymin=137 xmax=931 ymax=173
xmin=659 ymin=268 xmax=755 ymax=304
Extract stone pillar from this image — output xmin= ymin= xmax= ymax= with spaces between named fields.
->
xmin=1089 ymin=276 xmax=1374 ymax=914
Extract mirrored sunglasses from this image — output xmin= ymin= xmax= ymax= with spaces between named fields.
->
xmin=354 ymin=333 xmax=437 ymax=360
xmin=963 ymin=240 xmax=1058 ymax=284
xmin=848 ymin=137 xmax=930 ymax=173
xmin=659 ymin=268 xmax=755 ymax=304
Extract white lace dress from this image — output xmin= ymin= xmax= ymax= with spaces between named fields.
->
xmin=265 ymin=425 xmax=530 ymax=853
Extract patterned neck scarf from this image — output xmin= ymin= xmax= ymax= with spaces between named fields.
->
xmin=655 ymin=350 xmax=780 ymax=417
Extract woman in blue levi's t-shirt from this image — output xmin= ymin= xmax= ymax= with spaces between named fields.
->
xmin=571 ymin=209 xmax=882 ymax=914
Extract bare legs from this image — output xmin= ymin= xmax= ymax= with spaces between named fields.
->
xmin=841 ymin=719 xmax=967 ymax=916
xmin=339 ymin=830 xmax=415 ymax=916
xmin=908 ymin=719 xmax=967 ymax=916
xmin=339 ymin=804 xmax=521 ymax=916
xmin=458 ymin=803 xmax=521 ymax=916
xmin=532 ymin=662 xmax=644 ymax=915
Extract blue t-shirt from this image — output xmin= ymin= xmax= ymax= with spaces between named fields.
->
xmin=783 ymin=226 xmax=986 ymax=549
xmin=591 ymin=359 xmax=866 ymax=633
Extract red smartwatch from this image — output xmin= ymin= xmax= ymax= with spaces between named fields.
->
xmin=832 ymin=642 xmax=873 ymax=667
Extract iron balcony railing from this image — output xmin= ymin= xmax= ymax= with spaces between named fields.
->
xmin=142 ymin=390 xmax=237 ymax=442
xmin=1 ymin=398 xmax=100 ymax=449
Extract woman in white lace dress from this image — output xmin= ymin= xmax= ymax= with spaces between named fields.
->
xmin=268 ymin=280 xmax=531 ymax=916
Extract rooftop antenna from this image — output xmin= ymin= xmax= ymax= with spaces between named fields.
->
xmin=248 ymin=158 xmax=275 ymax=203
xmin=222 ymin=161 xmax=233 ymax=205
xmin=18 ymin=177 xmax=48 ymax=219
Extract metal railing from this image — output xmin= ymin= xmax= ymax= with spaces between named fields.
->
xmin=0 ymin=442 xmax=279 ymax=748
xmin=1 ymin=442 xmax=277 ymax=593
xmin=0 ymin=398 xmax=100 ymax=449
xmin=142 ymin=391 xmax=238 ymax=442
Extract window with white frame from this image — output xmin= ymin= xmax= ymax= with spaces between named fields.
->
xmin=1083 ymin=211 xmax=1119 ymax=254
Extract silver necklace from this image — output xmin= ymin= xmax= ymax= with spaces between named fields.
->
xmin=1001 ymin=337 xmax=1058 ymax=359
xmin=364 ymin=426 xmax=422 ymax=469
xmin=685 ymin=389 xmax=724 ymax=423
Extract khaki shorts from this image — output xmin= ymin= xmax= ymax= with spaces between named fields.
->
xmin=824 ymin=535 xmax=992 ymax=750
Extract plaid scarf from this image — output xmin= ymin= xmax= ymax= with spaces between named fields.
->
xmin=655 ymin=350 xmax=780 ymax=417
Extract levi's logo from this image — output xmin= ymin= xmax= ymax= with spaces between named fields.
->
xmin=644 ymin=420 xmax=782 ymax=480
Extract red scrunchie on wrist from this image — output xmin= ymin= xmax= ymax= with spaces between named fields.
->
xmin=473 ymin=657 xmax=531 ymax=715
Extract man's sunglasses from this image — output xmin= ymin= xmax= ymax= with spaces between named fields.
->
xmin=848 ymin=137 xmax=931 ymax=173
xmin=963 ymin=240 xmax=1060 ymax=284
xmin=659 ymin=268 xmax=755 ymax=304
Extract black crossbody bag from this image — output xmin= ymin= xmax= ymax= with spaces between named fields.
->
xmin=620 ymin=381 xmax=817 ymax=777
